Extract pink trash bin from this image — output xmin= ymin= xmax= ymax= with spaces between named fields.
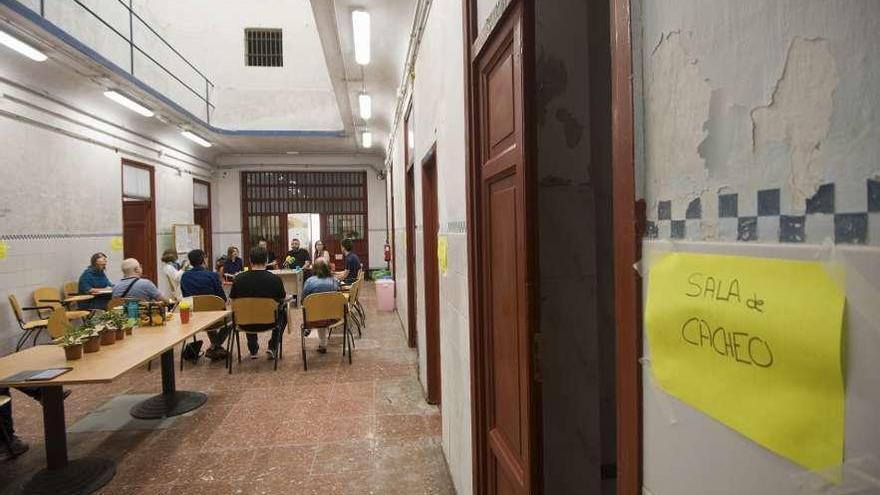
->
xmin=375 ymin=279 xmax=395 ymax=311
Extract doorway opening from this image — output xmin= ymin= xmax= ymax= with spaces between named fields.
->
xmin=121 ymin=160 xmax=157 ymax=283
xmin=421 ymin=145 xmax=441 ymax=405
xmin=287 ymin=213 xmax=322 ymax=261
xmin=193 ymin=179 xmax=212 ymax=265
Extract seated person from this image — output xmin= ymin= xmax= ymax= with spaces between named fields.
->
xmin=283 ymin=238 xmax=312 ymax=270
xmin=1 ymin=386 xmax=72 ymax=461
xmin=229 ymin=246 xmax=287 ymax=360
xmin=181 ymin=249 xmax=229 ymax=361
xmin=334 ymin=238 xmax=361 ymax=284
xmin=78 ymin=252 xmax=114 ymax=310
xmin=301 ymin=258 xmax=340 ymax=354
xmin=222 ymin=246 xmax=243 ymax=280
xmin=257 ymin=239 xmax=278 ymax=268
xmin=111 ymin=258 xmax=165 ymax=301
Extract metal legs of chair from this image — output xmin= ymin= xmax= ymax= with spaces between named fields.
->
xmin=15 ymin=328 xmax=44 ymax=352
xmin=226 ymin=329 xmax=281 ymax=374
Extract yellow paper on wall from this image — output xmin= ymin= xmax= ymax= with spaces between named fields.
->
xmin=110 ymin=237 xmax=124 ymax=252
xmin=438 ymin=235 xmax=448 ymax=275
xmin=645 ymin=252 xmax=845 ymax=472
xmin=0 ymin=241 xmax=7 ymax=260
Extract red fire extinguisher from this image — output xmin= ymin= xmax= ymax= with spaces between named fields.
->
xmin=384 ymin=240 xmax=392 ymax=262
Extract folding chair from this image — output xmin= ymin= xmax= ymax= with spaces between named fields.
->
xmin=33 ymin=287 xmax=90 ymax=320
xmin=8 ymin=295 xmax=51 ymax=351
xmin=301 ymin=292 xmax=351 ymax=371
xmin=228 ymin=298 xmax=283 ymax=373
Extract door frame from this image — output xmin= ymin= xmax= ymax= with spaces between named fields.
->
xmin=404 ymin=105 xmax=418 ymax=349
xmin=193 ymin=178 xmax=213 ymax=265
xmin=421 ymin=144 xmax=441 ymax=405
xmin=464 ymin=0 xmax=541 ymax=492
xmin=120 ymin=159 xmax=157 ymax=283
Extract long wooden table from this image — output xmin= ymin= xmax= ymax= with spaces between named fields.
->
xmin=0 ymin=310 xmax=229 ymax=495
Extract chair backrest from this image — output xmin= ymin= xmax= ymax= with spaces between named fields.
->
xmin=231 ymin=298 xmax=278 ymax=326
xmin=192 ymin=294 xmax=226 ymax=312
xmin=33 ymin=287 xmax=63 ymax=318
xmin=47 ymin=307 xmax=69 ymax=339
xmin=8 ymin=294 xmax=25 ymax=324
xmin=348 ymin=278 xmax=362 ymax=305
xmin=302 ymin=292 xmax=346 ymax=325
xmin=106 ymin=297 xmax=125 ymax=310
xmin=63 ymin=281 xmax=79 ymax=298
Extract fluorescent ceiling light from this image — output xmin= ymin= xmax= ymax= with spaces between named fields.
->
xmin=0 ymin=30 xmax=47 ymax=62
xmin=104 ymin=90 xmax=154 ymax=117
xmin=358 ymin=93 xmax=372 ymax=120
xmin=361 ymin=131 xmax=373 ymax=148
xmin=181 ymin=130 xmax=212 ymax=148
xmin=352 ymin=10 xmax=371 ymax=65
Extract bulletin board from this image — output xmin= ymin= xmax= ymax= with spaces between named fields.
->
xmin=172 ymin=224 xmax=203 ymax=255
xmin=641 ymin=240 xmax=880 ymax=495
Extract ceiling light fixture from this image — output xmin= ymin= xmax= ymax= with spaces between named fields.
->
xmin=358 ymin=93 xmax=372 ymax=120
xmin=361 ymin=131 xmax=373 ymax=148
xmin=181 ymin=130 xmax=212 ymax=148
xmin=0 ymin=30 xmax=47 ymax=62
xmin=352 ymin=10 xmax=371 ymax=65
xmin=104 ymin=90 xmax=154 ymax=117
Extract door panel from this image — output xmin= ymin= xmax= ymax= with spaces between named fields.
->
xmin=122 ymin=200 xmax=156 ymax=283
xmin=405 ymin=166 xmax=418 ymax=349
xmin=474 ymin=6 xmax=535 ymax=494
xmin=422 ymin=152 xmax=441 ymax=405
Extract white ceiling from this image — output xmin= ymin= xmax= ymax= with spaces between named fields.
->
xmin=0 ymin=0 xmax=416 ymax=163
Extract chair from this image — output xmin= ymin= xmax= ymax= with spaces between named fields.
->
xmin=46 ymin=307 xmax=70 ymax=341
xmin=179 ymin=295 xmax=231 ymax=371
xmin=106 ymin=298 xmax=125 ymax=310
xmin=301 ymin=292 xmax=351 ymax=371
xmin=63 ymin=281 xmax=80 ymax=298
xmin=33 ymin=287 xmax=90 ymax=321
xmin=228 ymin=298 xmax=283 ymax=373
xmin=8 ymin=294 xmax=51 ymax=351
xmin=347 ymin=278 xmax=365 ymax=338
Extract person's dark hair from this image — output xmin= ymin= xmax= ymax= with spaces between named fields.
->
xmin=187 ymin=249 xmax=206 ymax=267
xmin=250 ymin=246 xmax=268 ymax=265
xmin=90 ymin=252 xmax=107 ymax=267
xmin=312 ymin=258 xmax=331 ymax=278
xmin=341 ymin=238 xmax=353 ymax=252
xmin=161 ymin=249 xmax=177 ymax=263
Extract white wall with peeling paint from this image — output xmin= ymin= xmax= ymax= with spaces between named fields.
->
xmin=640 ymin=0 xmax=880 ymax=239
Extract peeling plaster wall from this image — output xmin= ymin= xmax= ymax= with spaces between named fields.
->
xmin=640 ymin=0 xmax=880 ymax=245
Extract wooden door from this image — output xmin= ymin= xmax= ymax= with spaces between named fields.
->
xmin=122 ymin=200 xmax=156 ymax=283
xmin=405 ymin=165 xmax=418 ymax=349
xmin=421 ymin=148 xmax=441 ymax=404
xmin=193 ymin=179 xmax=212 ymax=265
xmin=470 ymin=4 xmax=538 ymax=494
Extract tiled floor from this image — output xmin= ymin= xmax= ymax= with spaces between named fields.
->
xmin=1 ymin=284 xmax=455 ymax=494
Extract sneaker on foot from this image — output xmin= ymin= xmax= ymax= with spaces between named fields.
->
xmin=249 ymin=352 xmax=259 ymax=360
xmin=301 ymin=327 xmax=311 ymax=337
xmin=266 ymin=349 xmax=276 ymax=360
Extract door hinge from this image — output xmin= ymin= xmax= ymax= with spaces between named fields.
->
xmin=532 ymin=333 xmax=542 ymax=383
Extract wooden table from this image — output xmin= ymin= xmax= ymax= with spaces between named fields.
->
xmin=0 ymin=310 xmax=229 ymax=495
xmin=62 ymin=295 xmax=94 ymax=304
xmin=270 ymin=269 xmax=304 ymax=306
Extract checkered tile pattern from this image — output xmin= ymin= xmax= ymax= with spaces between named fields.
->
xmin=646 ymin=179 xmax=880 ymax=245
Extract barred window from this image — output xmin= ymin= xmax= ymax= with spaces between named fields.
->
xmin=245 ymin=29 xmax=283 ymax=67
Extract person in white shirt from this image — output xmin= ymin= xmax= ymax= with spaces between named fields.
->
xmin=161 ymin=249 xmax=187 ymax=301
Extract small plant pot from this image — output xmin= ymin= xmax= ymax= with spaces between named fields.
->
xmin=64 ymin=344 xmax=83 ymax=361
xmin=83 ymin=336 xmax=101 ymax=353
xmin=115 ymin=328 xmax=126 ymax=341
xmin=125 ymin=326 xmax=133 ymax=335
xmin=100 ymin=330 xmax=116 ymax=345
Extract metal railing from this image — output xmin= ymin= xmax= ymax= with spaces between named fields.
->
xmin=35 ymin=0 xmax=215 ymax=124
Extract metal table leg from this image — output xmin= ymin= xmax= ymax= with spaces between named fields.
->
xmin=130 ymin=348 xmax=207 ymax=419
xmin=20 ymin=386 xmax=115 ymax=494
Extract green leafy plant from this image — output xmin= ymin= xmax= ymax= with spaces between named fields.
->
xmin=100 ymin=310 xmax=130 ymax=331
xmin=55 ymin=324 xmax=86 ymax=347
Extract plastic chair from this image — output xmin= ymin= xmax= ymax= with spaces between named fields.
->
xmin=63 ymin=281 xmax=80 ymax=298
xmin=179 ymin=295 xmax=231 ymax=371
xmin=228 ymin=298 xmax=283 ymax=373
xmin=46 ymin=307 xmax=70 ymax=340
xmin=32 ymin=287 xmax=90 ymax=321
xmin=106 ymin=298 xmax=125 ymax=310
xmin=8 ymin=294 xmax=51 ymax=351
xmin=301 ymin=292 xmax=350 ymax=371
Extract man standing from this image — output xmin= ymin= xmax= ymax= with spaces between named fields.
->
xmin=284 ymin=238 xmax=312 ymax=270
xmin=111 ymin=259 xmax=166 ymax=301
xmin=230 ymin=246 xmax=287 ymax=359
xmin=257 ymin=239 xmax=278 ymax=268
xmin=334 ymin=238 xmax=361 ymax=284
xmin=180 ymin=249 xmax=229 ymax=361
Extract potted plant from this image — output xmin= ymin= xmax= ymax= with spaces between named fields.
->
xmin=102 ymin=310 xmax=129 ymax=341
xmin=80 ymin=321 xmax=101 ymax=353
xmin=97 ymin=321 xmax=116 ymax=345
xmin=56 ymin=325 xmax=85 ymax=360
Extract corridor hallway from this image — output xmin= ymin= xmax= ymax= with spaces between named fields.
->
xmin=0 ymin=284 xmax=455 ymax=494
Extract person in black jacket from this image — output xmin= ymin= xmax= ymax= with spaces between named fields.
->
xmin=230 ymin=246 xmax=287 ymax=359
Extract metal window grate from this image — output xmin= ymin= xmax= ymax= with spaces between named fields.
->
xmin=245 ymin=29 xmax=283 ymax=67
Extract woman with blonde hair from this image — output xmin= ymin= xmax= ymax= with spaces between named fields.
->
xmin=221 ymin=246 xmax=243 ymax=280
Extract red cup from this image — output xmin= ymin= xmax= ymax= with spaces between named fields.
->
xmin=180 ymin=308 xmax=191 ymax=324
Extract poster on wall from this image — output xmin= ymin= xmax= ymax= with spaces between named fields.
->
xmin=645 ymin=252 xmax=846 ymax=472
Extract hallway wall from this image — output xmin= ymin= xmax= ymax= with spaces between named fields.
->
xmin=387 ymin=0 xmax=472 ymax=492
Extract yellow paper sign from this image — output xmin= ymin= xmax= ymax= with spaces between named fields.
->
xmin=438 ymin=235 xmax=448 ymax=275
xmin=646 ymin=252 xmax=845 ymax=471
xmin=0 ymin=241 xmax=7 ymax=260
xmin=110 ymin=237 xmax=124 ymax=252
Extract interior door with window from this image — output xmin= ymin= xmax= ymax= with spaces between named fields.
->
xmin=121 ymin=161 xmax=157 ymax=283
